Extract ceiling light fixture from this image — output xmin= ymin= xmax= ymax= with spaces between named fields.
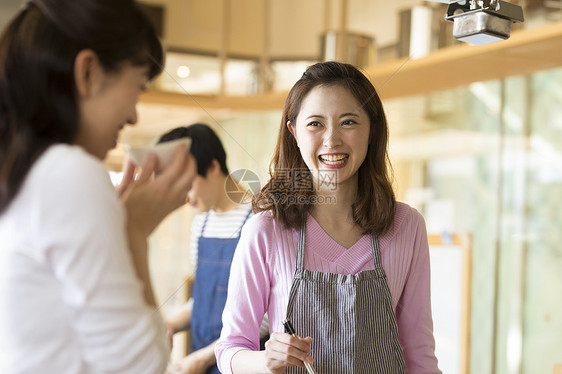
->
xmin=427 ymin=0 xmax=524 ymax=45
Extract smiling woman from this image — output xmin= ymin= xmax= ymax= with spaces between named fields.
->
xmin=0 ymin=1 xmax=196 ymax=373
xmin=215 ymin=61 xmax=442 ymax=374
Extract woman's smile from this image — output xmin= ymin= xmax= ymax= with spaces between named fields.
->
xmin=318 ymin=153 xmax=349 ymax=168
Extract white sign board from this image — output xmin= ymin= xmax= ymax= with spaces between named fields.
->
xmin=429 ymin=239 xmax=470 ymax=374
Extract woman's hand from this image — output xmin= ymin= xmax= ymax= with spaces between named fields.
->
xmin=263 ymin=332 xmax=314 ymax=374
xmin=120 ymin=145 xmax=196 ymax=237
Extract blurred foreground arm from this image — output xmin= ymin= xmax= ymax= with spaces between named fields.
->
xmin=119 ymin=146 xmax=196 ymax=306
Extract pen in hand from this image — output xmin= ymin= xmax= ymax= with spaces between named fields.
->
xmin=283 ymin=318 xmax=317 ymax=374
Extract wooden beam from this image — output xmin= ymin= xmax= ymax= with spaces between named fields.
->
xmin=140 ymin=22 xmax=562 ymax=109
xmin=140 ymin=90 xmax=288 ymax=111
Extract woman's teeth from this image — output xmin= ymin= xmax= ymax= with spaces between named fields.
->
xmin=319 ymin=154 xmax=347 ymax=165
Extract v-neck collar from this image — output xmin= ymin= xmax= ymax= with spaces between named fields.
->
xmin=305 ymin=214 xmax=373 ymax=269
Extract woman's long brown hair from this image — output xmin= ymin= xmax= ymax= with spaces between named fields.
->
xmin=0 ymin=0 xmax=163 ymax=213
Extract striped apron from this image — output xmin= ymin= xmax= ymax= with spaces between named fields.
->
xmin=285 ymin=225 xmax=406 ymax=373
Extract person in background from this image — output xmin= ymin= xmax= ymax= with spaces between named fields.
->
xmin=0 ymin=1 xmax=196 ymax=373
xmin=159 ymin=124 xmax=267 ymax=374
xmin=215 ymin=61 xmax=442 ymax=373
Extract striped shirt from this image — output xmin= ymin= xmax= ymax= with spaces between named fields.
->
xmin=215 ymin=202 xmax=441 ymax=374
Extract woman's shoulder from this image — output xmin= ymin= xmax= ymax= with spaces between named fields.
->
xmin=45 ymin=143 xmax=101 ymax=165
xmin=27 ymin=144 xmax=117 ymax=209
xmin=237 ymin=210 xmax=297 ymax=266
xmin=7 ymin=144 xmax=122 ymax=249
xmin=395 ymin=201 xmax=424 ymax=225
xmin=381 ymin=202 xmax=425 ymax=243
xmin=241 ymin=210 xmax=295 ymax=240
xmin=243 ymin=210 xmax=276 ymax=232
xmin=36 ymin=144 xmax=109 ymax=183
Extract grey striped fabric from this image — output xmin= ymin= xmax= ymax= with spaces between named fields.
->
xmin=285 ymin=227 xmax=405 ymax=374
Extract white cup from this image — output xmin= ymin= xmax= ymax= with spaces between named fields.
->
xmin=124 ymin=137 xmax=191 ymax=170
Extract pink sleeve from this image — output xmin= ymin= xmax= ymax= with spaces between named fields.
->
xmin=396 ymin=211 xmax=442 ymax=374
xmin=215 ymin=214 xmax=272 ymax=374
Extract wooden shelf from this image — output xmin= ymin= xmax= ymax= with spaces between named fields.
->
xmin=366 ymin=21 xmax=562 ymax=100
xmin=140 ymin=22 xmax=562 ymax=109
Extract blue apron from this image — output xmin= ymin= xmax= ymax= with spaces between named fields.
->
xmin=190 ymin=209 xmax=252 ymax=374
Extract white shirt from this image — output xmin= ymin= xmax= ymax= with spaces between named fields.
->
xmin=0 ymin=145 xmax=169 ymax=374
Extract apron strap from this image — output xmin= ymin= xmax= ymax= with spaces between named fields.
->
xmin=370 ymin=234 xmax=384 ymax=271
xmin=296 ymin=224 xmax=306 ymax=275
xmin=201 ymin=211 xmax=211 ymax=234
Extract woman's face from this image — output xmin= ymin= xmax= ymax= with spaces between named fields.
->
xmin=289 ymin=84 xmax=370 ymax=192
xmin=76 ymin=60 xmax=149 ymax=160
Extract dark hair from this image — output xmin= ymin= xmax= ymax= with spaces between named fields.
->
xmin=157 ymin=124 xmax=229 ymax=177
xmin=253 ymin=61 xmax=396 ymax=236
xmin=0 ymin=0 xmax=164 ymax=213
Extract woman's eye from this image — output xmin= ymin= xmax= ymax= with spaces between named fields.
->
xmin=307 ymin=121 xmax=321 ymax=127
xmin=342 ymin=119 xmax=356 ymax=126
